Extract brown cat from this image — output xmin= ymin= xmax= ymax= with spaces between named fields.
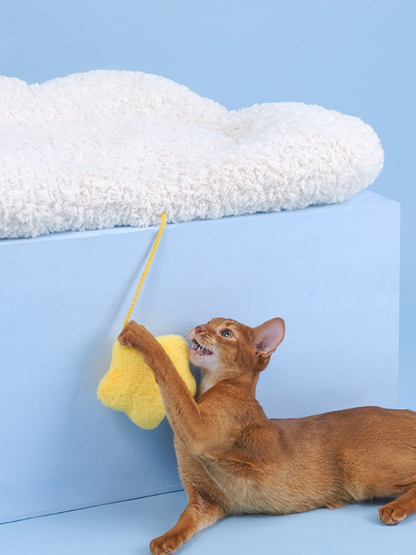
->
xmin=118 ymin=317 xmax=416 ymax=555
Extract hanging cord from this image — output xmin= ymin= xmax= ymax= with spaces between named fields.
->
xmin=123 ymin=212 xmax=167 ymax=328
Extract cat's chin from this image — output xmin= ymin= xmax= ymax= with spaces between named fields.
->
xmin=189 ymin=347 xmax=215 ymax=368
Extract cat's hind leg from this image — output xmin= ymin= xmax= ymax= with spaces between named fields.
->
xmin=379 ymin=485 xmax=416 ymax=525
xmin=149 ymin=497 xmax=224 ymax=555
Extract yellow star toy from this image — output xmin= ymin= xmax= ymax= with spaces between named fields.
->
xmin=97 ymin=213 xmax=196 ymax=430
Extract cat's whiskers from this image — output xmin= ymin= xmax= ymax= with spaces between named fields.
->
xmin=200 ymin=336 xmax=214 ymax=355
xmin=224 ymin=360 xmax=233 ymax=375
xmin=223 ymin=359 xmax=241 ymax=380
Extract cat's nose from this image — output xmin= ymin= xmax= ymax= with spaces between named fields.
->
xmin=195 ymin=325 xmax=207 ymax=335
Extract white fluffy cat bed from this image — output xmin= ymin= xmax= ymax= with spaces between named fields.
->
xmin=0 ymin=70 xmax=383 ymax=239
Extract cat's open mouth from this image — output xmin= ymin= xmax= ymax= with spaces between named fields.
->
xmin=191 ymin=340 xmax=213 ymax=356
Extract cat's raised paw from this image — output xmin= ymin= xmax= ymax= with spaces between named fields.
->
xmin=379 ymin=504 xmax=407 ymax=525
xmin=118 ymin=321 xmax=153 ymax=351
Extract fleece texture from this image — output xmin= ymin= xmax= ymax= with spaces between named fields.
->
xmin=0 ymin=70 xmax=384 ymax=239
xmin=97 ymin=335 xmax=196 ymax=430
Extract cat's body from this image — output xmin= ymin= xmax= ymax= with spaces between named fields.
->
xmin=176 ymin=406 xmax=416 ymax=517
xmin=118 ymin=318 xmax=416 ymax=555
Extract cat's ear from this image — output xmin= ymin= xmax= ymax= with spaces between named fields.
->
xmin=254 ymin=318 xmax=285 ymax=358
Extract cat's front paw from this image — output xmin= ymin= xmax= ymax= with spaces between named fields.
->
xmin=118 ymin=321 xmax=156 ymax=353
xmin=149 ymin=533 xmax=184 ymax=555
xmin=379 ymin=504 xmax=408 ymax=525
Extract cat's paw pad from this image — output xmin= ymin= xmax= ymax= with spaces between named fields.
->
xmin=118 ymin=331 xmax=132 ymax=347
xmin=118 ymin=321 xmax=146 ymax=348
xmin=149 ymin=534 xmax=184 ymax=555
xmin=379 ymin=505 xmax=407 ymax=525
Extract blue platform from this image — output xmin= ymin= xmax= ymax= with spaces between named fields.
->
xmin=1 ymin=490 xmax=414 ymax=555
xmin=0 ymin=190 xmax=401 ymax=551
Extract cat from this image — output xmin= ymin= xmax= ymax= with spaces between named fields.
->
xmin=118 ymin=317 xmax=416 ymax=555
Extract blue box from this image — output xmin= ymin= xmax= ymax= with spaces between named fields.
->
xmin=0 ymin=190 xmax=399 ymax=523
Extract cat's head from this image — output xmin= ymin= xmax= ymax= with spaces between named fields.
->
xmin=188 ymin=317 xmax=285 ymax=382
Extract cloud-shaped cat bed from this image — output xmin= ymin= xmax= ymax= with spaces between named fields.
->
xmin=0 ymin=70 xmax=383 ymax=239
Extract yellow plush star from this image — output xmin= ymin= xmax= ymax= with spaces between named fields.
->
xmin=97 ymin=213 xmax=196 ymax=430
xmin=97 ymin=334 xmax=196 ymax=430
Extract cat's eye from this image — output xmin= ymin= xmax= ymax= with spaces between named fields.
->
xmin=221 ymin=330 xmax=233 ymax=339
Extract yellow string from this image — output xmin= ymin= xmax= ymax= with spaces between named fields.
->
xmin=123 ymin=212 xmax=167 ymax=328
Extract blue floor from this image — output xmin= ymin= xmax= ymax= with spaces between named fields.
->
xmin=1 ymin=490 xmax=415 ymax=555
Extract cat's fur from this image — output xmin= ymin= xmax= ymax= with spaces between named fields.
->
xmin=118 ymin=318 xmax=416 ymax=555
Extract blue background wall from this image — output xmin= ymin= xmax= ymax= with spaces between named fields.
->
xmin=1 ymin=0 xmax=414 ymax=407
